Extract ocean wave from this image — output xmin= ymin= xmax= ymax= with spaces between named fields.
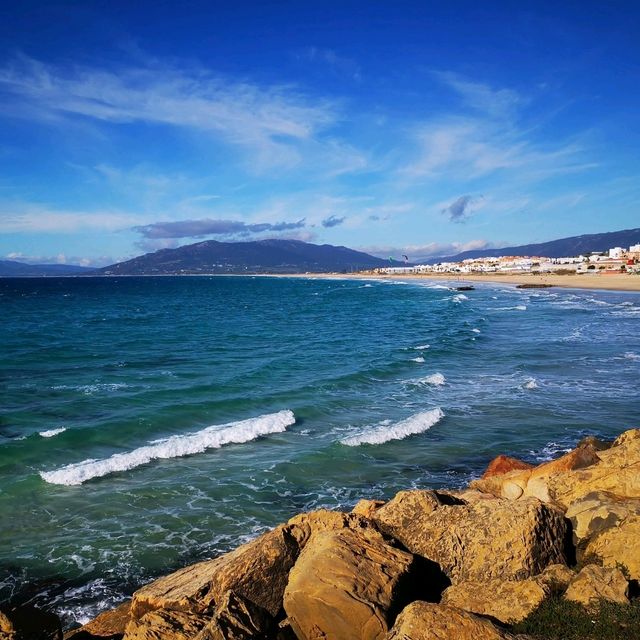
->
xmin=411 ymin=356 xmax=425 ymax=363
xmin=471 ymin=328 xmax=481 ymax=333
xmin=40 ymin=410 xmax=295 ymax=486
xmin=340 ymin=408 xmax=444 ymax=446
xmin=624 ymin=352 xmax=640 ymax=361
xmin=413 ymin=373 xmax=446 ymax=386
xmin=413 ymin=344 xmax=430 ymax=350
xmin=52 ymin=383 xmax=132 ymax=395
xmin=495 ymin=305 xmax=527 ymax=311
xmin=523 ymin=378 xmax=538 ymax=390
xmin=39 ymin=427 xmax=67 ymax=438
xmin=451 ymin=294 xmax=468 ymax=303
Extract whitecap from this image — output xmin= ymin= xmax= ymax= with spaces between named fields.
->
xmin=340 ymin=408 xmax=444 ymax=446
xmin=39 ymin=427 xmax=67 ymax=438
xmin=471 ymin=328 xmax=481 ymax=334
xmin=413 ymin=344 xmax=430 ymax=350
xmin=624 ymin=352 xmax=640 ymax=361
xmin=406 ymin=372 xmax=446 ymax=386
xmin=495 ymin=305 xmax=527 ymax=311
xmin=523 ymin=378 xmax=538 ymax=390
xmin=40 ymin=410 xmax=295 ymax=485
xmin=452 ymin=294 xmax=468 ymax=303
xmin=411 ymin=356 xmax=425 ymax=363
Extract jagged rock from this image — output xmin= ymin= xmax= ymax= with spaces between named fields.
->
xmin=565 ymin=491 xmax=640 ymax=547
xmin=535 ymin=564 xmax=575 ymax=594
xmin=123 ymin=610 xmax=208 ymax=640
xmin=577 ymin=435 xmax=613 ymax=451
xmin=441 ymin=577 xmax=548 ymax=624
xmin=195 ymin=592 xmax=274 ymax=640
xmin=373 ymin=492 xmax=567 ymax=583
xmin=548 ymin=430 xmax=640 ymax=508
xmin=564 ymin=565 xmax=629 ymax=608
xmin=286 ymin=509 xmax=385 ymax=548
xmin=130 ymin=524 xmax=299 ymax=619
xmin=583 ymin=515 xmax=640 ymax=580
xmin=351 ymin=499 xmax=385 ymax=519
xmin=482 ymin=455 xmax=534 ymax=479
xmin=0 ymin=605 xmax=62 ymax=640
xmin=65 ymin=603 xmax=131 ymax=640
xmin=283 ymin=528 xmax=418 ymax=640
xmin=131 ymin=509 xmax=379 ymax=621
xmin=385 ymin=602 xmax=515 ymax=640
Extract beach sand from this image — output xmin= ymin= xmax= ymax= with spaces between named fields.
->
xmin=283 ymin=272 xmax=640 ymax=292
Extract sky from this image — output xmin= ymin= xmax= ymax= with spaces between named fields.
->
xmin=0 ymin=1 xmax=639 ymax=266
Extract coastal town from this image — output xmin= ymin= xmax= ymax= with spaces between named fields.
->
xmin=377 ymin=243 xmax=640 ymax=276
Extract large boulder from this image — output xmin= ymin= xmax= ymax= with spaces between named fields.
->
xmin=283 ymin=528 xmax=418 ymax=640
xmin=65 ymin=603 xmax=131 ymax=640
xmin=565 ymin=491 xmax=640 ymax=547
xmin=385 ymin=602 xmax=515 ymax=640
xmin=0 ymin=606 xmax=62 ymax=640
xmin=130 ymin=525 xmax=299 ymax=619
xmin=583 ymin=515 xmax=640 ymax=580
xmin=534 ymin=564 xmax=575 ymax=594
xmin=564 ymin=565 xmax=629 ymax=608
xmin=123 ymin=610 xmax=208 ymax=640
xmin=373 ymin=492 xmax=568 ymax=583
xmin=131 ymin=509 xmax=382 ymax=620
xmin=194 ymin=592 xmax=274 ymax=640
xmin=548 ymin=429 xmax=640 ymax=508
xmin=441 ymin=578 xmax=548 ymax=624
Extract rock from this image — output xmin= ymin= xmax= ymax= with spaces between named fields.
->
xmin=131 ymin=509 xmax=380 ymax=620
xmin=481 ymin=455 xmax=534 ymax=479
xmin=535 ymin=564 xmax=575 ymax=594
xmin=0 ymin=605 xmax=62 ymax=640
xmin=583 ymin=515 xmax=640 ymax=580
xmin=123 ymin=610 xmax=208 ymax=640
xmin=283 ymin=528 xmax=418 ymax=640
xmin=130 ymin=524 xmax=299 ymax=619
xmin=564 ymin=565 xmax=629 ymax=608
xmin=441 ymin=578 xmax=548 ymax=624
xmin=194 ymin=592 xmax=274 ymax=640
xmin=548 ymin=433 xmax=640 ymax=508
xmin=576 ymin=436 xmax=613 ymax=451
xmin=352 ymin=500 xmax=385 ymax=519
xmin=373 ymin=492 xmax=568 ymax=583
xmin=385 ymin=602 xmax=515 ymax=640
xmin=565 ymin=491 xmax=640 ymax=547
xmin=65 ymin=603 xmax=131 ymax=640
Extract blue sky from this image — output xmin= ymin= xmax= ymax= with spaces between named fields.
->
xmin=1 ymin=1 xmax=639 ymax=265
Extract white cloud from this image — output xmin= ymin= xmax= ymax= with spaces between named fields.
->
xmin=360 ymin=239 xmax=492 ymax=261
xmin=0 ymin=55 xmax=341 ymax=171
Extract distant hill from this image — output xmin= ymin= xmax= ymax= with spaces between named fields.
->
xmin=97 ymin=239 xmax=404 ymax=275
xmin=0 ymin=260 xmax=93 ymax=277
xmin=425 ymin=228 xmax=640 ymax=264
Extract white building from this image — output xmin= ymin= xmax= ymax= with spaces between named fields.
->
xmin=609 ymin=247 xmax=624 ymax=258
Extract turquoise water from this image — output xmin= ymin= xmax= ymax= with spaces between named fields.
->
xmin=1 ymin=275 xmax=639 ymax=624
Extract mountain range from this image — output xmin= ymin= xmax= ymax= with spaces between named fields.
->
xmin=96 ymin=239 xmax=404 ymax=275
xmin=424 ymin=227 xmax=640 ymax=264
xmin=2 ymin=227 xmax=640 ymax=276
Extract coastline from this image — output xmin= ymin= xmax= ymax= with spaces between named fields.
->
xmin=271 ymin=271 xmax=640 ymax=293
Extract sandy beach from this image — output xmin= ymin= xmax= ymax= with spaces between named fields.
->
xmin=282 ymin=272 xmax=640 ymax=292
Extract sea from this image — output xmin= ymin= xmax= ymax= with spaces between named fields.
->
xmin=1 ymin=275 xmax=639 ymax=626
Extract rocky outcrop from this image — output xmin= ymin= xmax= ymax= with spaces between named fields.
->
xmin=123 ymin=610 xmax=208 ymax=640
xmin=351 ymin=499 xmax=385 ymax=519
xmin=373 ymin=491 xmax=567 ymax=582
xmin=534 ymin=564 xmax=575 ymax=594
xmin=564 ymin=565 xmax=629 ymax=608
xmin=283 ymin=529 xmax=418 ymax=640
xmin=385 ymin=602 xmax=515 ymax=640
xmin=441 ymin=578 xmax=548 ymax=624
xmin=194 ymin=592 xmax=274 ymax=640
xmin=65 ymin=603 xmax=131 ymax=640
xmin=583 ymin=515 xmax=640 ymax=580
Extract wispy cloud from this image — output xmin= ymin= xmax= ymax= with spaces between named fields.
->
xmin=298 ymin=47 xmax=362 ymax=81
xmin=0 ymin=55 xmax=340 ymax=171
xmin=4 ymin=251 xmax=114 ymax=267
xmin=441 ymin=194 xmax=484 ymax=223
xmin=321 ymin=214 xmax=346 ymax=228
xmin=134 ymin=217 xmax=307 ymax=239
xmin=360 ymin=239 xmax=492 ymax=261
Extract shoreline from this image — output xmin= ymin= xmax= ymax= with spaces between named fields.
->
xmin=269 ymin=271 xmax=640 ymax=293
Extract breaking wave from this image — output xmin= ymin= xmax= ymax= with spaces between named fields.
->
xmin=39 ymin=427 xmax=67 ymax=438
xmin=40 ymin=410 xmax=295 ymax=485
xmin=340 ymin=408 xmax=444 ymax=446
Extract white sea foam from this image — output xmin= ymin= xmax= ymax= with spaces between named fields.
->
xmin=39 ymin=427 xmax=67 ymax=438
xmin=420 ymin=373 xmax=446 ymax=386
xmin=495 ymin=305 xmax=527 ymax=311
xmin=413 ymin=344 xmax=430 ymax=350
xmin=40 ymin=410 xmax=295 ymax=485
xmin=452 ymin=294 xmax=468 ymax=303
xmin=53 ymin=383 xmax=130 ymax=395
xmin=523 ymin=378 xmax=538 ymax=390
xmin=340 ymin=408 xmax=444 ymax=446
xmin=624 ymin=352 xmax=640 ymax=361
xmin=411 ymin=356 xmax=425 ymax=363
xmin=471 ymin=328 xmax=481 ymax=333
